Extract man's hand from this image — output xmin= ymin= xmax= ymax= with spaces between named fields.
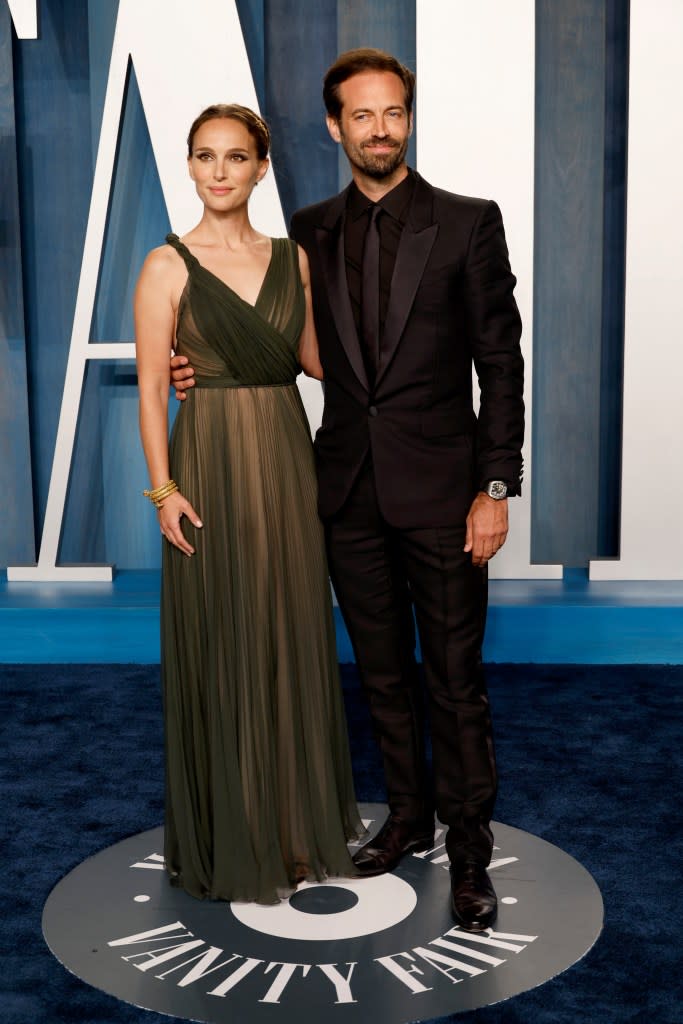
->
xmin=464 ymin=493 xmax=509 ymax=567
xmin=170 ymin=354 xmax=196 ymax=401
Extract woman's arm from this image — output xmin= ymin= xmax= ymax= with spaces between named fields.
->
xmin=296 ymin=245 xmax=324 ymax=380
xmin=135 ymin=248 xmax=202 ymax=555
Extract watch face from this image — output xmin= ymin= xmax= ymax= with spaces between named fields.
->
xmin=488 ymin=481 xmax=508 ymax=499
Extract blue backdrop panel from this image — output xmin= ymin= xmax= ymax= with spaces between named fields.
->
xmin=0 ymin=3 xmax=35 ymax=564
xmin=597 ymin=0 xmax=628 ymax=554
xmin=235 ymin=0 xmax=265 ymax=111
xmin=13 ymin=0 xmax=95 ymax=545
xmin=336 ymin=0 xmax=416 ymax=185
xmin=263 ymin=0 xmax=339 ymax=222
xmin=532 ymin=0 xmax=609 ymax=565
xmin=61 ymin=65 xmax=172 ymax=567
xmin=87 ymin=0 xmax=119 ymax=165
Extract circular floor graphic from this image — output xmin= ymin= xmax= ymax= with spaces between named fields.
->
xmin=43 ymin=804 xmax=603 ymax=1023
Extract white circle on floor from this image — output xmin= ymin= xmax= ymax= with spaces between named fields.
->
xmin=231 ymin=874 xmax=417 ymax=940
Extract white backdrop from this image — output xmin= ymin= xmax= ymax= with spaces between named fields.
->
xmin=590 ymin=0 xmax=683 ymax=579
xmin=6 ymin=0 xmax=36 ymax=37
xmin=416 ymin=0 xmax=561 ymax=579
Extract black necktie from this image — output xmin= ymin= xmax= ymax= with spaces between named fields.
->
xmin=360 ymin=204 xmax=382 ymax=382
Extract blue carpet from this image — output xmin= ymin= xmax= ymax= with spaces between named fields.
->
xmin=1 ymin=663 xmax=682 ymax=1023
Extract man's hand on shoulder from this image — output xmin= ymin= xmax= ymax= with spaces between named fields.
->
xmin=464 ymin=492 xmax=509 ymax=567
xmin=171 ymin=355 xmax=195 ymax=401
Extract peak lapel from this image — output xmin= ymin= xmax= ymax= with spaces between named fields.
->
xmin=376 ymin=174 xmax=438 ymax=389
xmin=316 ymin=190 xmax=369 ymax=392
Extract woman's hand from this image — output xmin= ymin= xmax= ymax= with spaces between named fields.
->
xmin=158 ymin=491 xmax=203 ymax=556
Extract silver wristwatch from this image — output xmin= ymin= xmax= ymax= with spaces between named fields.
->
xmin=484 ymin=480 xmax=508 ymax=500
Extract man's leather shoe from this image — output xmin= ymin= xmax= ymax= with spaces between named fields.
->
xmin=352 ymin=814 xmax=434 ymax=876
xmin=450 ymin=860 xmax=497 ymax=931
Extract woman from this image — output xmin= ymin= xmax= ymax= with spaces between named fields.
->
xmin=135 ymin=104 xmax=363 ymax=904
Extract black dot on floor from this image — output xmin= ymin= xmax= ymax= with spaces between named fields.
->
xmin=289 ymin=886 xmax=358 ymax=915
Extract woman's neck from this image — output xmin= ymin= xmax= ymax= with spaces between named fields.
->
xmin=191 ymin=207 xmax=262 ymax=250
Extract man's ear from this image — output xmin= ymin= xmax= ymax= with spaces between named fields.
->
xmin=326 ymin=115 xmax=342 ymax=144
xmin=407 ymin=111 xmax=414 ymax=138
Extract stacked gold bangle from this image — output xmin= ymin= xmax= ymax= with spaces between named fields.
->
xmin=143 ymin=480 xmax=178 ymax=509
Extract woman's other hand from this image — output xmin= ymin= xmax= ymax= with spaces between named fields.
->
xmin=158 ymin=492 xmax=203 ymax=555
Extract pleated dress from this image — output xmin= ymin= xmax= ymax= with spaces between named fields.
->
xmin=161 ymin=233 xmax=363 ymax=904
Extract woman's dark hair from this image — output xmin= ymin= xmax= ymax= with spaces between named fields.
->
xmin=323 ymin=48 xmax=415 ymax=120
xmin=187 ymin=104 xmax=270 ymax=159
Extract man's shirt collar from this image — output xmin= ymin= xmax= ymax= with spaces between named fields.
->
xmin=347 ymin=168 xmax=415 ymax=223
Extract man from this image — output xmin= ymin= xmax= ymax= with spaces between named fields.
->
xmin=173 ymin=49 xmax=524 ymax=932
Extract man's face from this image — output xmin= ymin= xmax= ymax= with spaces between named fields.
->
xmin=327 ymin=70 xmax=412 ymax=180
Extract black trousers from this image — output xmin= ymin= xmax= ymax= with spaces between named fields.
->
xmin=324 ymin=459 xmax=497 ymax=865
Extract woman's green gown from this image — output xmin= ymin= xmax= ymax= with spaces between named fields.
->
xmin=161 ymin=233 xmax=363 ymax=904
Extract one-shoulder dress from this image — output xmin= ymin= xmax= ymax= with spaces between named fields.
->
xmin=161 ymin=233 xmax=363 ymax=904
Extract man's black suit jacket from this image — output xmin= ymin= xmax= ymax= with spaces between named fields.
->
xmin=290 ymin=171 xmax=524 ymax=529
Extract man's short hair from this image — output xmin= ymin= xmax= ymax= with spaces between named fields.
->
xmin=323 ymin=48 xmax=416 ymax=120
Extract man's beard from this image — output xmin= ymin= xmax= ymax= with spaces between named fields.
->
xmin=340 ymin=130 xmax=409 ymax=180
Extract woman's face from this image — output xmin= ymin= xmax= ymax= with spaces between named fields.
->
xmin=187 ymin=118 xmax=268 ymax=212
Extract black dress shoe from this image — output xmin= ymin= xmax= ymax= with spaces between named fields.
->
xmin=352 ymin=814 xmax=435 ymax=877
xmin=450 ymin=860 xmax=497 ymax=931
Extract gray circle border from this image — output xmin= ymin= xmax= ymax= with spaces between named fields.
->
xmin=43 ymin=805 xmax=603 ymax=1022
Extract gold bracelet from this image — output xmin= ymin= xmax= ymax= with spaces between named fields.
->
xmin=144 ymin=480 xmax=177 ymax=501
xmin=149 ymin=486 xmax=177 ymax=507
xmin=143 ymin=480 xmax=178 ymax=508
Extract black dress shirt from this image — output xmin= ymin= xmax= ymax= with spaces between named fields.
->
xmin=344 ymin=171 xmax=415 ymax=340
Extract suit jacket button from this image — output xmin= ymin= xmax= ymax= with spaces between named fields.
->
xmin=368 ymin=405 xmax=378 ymax=417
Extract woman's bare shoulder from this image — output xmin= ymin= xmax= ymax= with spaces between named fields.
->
xmin=144 ymin=242 xmax=182 ymax=271
xmin=138 ymin=243 xmax=185 ymax=290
